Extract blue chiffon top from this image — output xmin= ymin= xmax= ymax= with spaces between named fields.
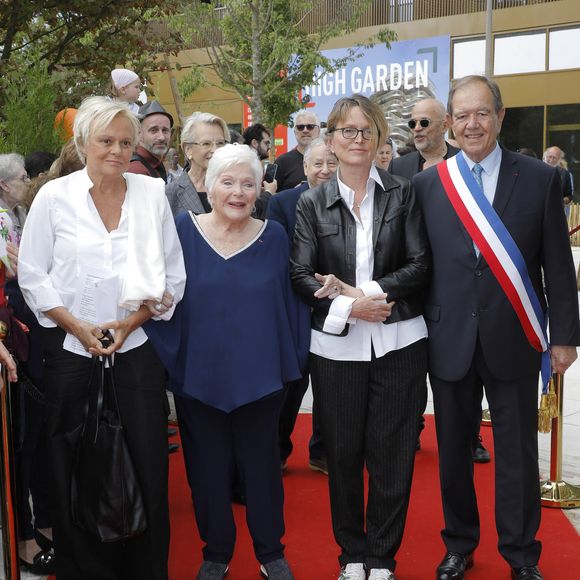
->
xmin=145 ymin=212 xmax=310 ymax=412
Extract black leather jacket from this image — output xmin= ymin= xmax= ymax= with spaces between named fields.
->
xmin=290 ymin=169 xmax=431 ymax=335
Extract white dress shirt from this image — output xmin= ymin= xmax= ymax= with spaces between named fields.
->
xmin=18 ymin=168 xmax=186 ymax=353
xmin=310 ymin=165 xmax=427 ymax=362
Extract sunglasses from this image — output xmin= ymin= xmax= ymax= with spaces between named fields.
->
xmin=295 ymin=124 xmax=318 ymax=131
xmin=408 ymin=118 xmax=431 ymax=129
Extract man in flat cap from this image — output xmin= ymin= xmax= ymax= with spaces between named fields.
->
xmin=128 ymin=101 xmax=174 ymax=182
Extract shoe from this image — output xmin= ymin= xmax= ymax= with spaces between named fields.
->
xmin=436 ymin=551 xmax=474 ymax=580
xmin=309 ymin=457 xmax=328 ymax=475
xmin=281 ymin=459 xmax=288 ymax=472
xmin=369 ymin=569 xmax=395 ymax=579
xmin=510 ymin=565 xmax=543 ymax=579
xmin=472 ymin=436 xmax=490 ymax=463
xmin=196 ymin=560 xmax=229 ymax=579
xmin=20 ymin=548 xmax=56 ymax=575
xmin=259 ymin=557 xmax=294 ymax=579
xmin=34 ymin=528 xmax=53 ymax=551
xmin=338 ymin=563 xmax=366 ymax=580
xmin=168 ymin=442 xmax=180 ymax=454
xmin=167 ymin=426 xmax=177 ymax=437
xmin=415 ymin=437 xmax=421 ymax=452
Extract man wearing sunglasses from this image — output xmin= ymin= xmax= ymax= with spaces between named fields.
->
xmin=275 ymin=110 xmax=320 ymax=192
xmin=388 ymin=98 xmax=458 ymax=180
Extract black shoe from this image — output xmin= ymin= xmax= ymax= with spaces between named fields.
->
xmin=34 ymin=529 xmax=53 ymax=551
xmin=415 ymin=437 xmax=422 ymax=452
xmin=472 ymin=436 xmax=490 ymax=463
xmin=511 ymin=565 xmax=543 ymax=579
xmin=20 ymin=548 xmax=56 ymax=575
xmin=168 ymin=442 xmax=180 ymax=454
xmin=308 ymin=457 xmax=328 ymax=475
xmin=436 ymin=551 xmax=473 ymax=580
xmin=167 ymin=426 xmax=178 ymax=437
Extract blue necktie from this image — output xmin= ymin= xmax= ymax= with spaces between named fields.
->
xmin=472 ymin=163 xmax=484 ymax=257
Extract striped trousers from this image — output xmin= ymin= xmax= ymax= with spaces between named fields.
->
xmin=310 ymin=339 xmax=427 ymax=571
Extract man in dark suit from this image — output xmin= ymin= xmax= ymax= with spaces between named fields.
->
xmin=389 ymin=98 xmax=458 ymax=180
xmin=414 ymin=76 xmax=580 ymax=580
xmin=387 ymin=98 xmax=494 ymax=459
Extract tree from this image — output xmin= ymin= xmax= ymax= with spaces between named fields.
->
xmin=169 ymin=0 xmax=395 ymax=128
xmin=0 ymin=1 xmax=182 ymax=110
xmin=0 ymin=56 xmax=62 ymax=155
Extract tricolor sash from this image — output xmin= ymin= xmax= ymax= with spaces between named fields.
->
xmin=436 ymin=153 xmax=551 ymax=390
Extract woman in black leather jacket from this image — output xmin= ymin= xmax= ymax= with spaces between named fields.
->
xmin=290 ymin=95 xmax=431 ymax=580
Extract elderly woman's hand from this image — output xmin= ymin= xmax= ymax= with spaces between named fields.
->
xmin=144 ymin=290 xmax=174 ymax=316
xmin=0 ymin=341 xmax=17 ymax=383
xmin=314 ymin=273 xmax=346 ymax=299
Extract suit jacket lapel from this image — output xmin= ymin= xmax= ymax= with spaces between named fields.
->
xmin=178 ymin=181 xmax=206 ymax=214
xmin=492 ymin=150 xmax=519 ymax=218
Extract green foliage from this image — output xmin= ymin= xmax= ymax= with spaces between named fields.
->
xmin=0 ymin=58 xmax=62 ymax=155
xmin=170 ymin=0 xmax=395 ymax=128
xmin=0 ymin=1 xmax=181 ymax=110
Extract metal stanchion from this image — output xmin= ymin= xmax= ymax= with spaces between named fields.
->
xmin=540 ymin=373 xmax=580 ymax=508
xmin=0 ymin=362 xmax=20 ymax=578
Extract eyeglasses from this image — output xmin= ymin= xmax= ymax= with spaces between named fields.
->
xmin=408 ymin=118 xmax=431 ymax=130
xmin=189 ymin=140 xmax=228 ymax=150
xmin=11 ymin=174 xmax=30 ymax=183
xmin=295 ymin=124 xmax=318 ymax=131
xmin=330 ymin=127 xmax=373 ymax=140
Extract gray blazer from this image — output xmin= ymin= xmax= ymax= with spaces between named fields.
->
xmin=165 ymin=171 xmax=207 ymax=217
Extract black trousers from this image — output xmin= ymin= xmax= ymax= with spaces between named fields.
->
xmin=175 ymin=391 xmax=285 ymax=566
xmin=431 ymin=340 xmax=542 ymax=568
xmin=310 ymin=339 xmax=427 ymax=571
xmin=278 ymin=370 xmax=325 ymax=462
xmin=43 ymin=328 xmax=170 ymax=580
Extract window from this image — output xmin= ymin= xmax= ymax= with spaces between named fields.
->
xmin=494 ymin=32 xmax=546 ymax=75
xmin=549 ymin=27 xmax=580 ymax=71
xmin=452 ymin=38 xmax=486 ymax=79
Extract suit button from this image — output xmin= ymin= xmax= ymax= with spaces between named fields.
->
xmin=471 ymin=311 xmax=477 ymax=317
xmin=475 ymin=270 xmax=482 ymax=277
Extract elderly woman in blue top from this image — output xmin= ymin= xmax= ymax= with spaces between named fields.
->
xmin=17 ymin=96 xmax=186 ymax=580
xmin=146 ymin=144 xmax=306 ymax=580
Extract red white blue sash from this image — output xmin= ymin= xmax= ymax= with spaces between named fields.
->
xmin=437 ymin=153 xmax=550 ymax=389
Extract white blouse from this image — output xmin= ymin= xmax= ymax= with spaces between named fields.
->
xmin=310 ymin=165 xmax=427 ymax=362
xmin=18 ymin=168 xmax=186 ymax=353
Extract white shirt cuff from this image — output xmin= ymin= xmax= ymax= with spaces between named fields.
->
xmin=322 ymin=295 xmax=357 ymax=335
xmin=358 ymin=280 xmax=385 ymax=297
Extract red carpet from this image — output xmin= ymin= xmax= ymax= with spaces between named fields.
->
xmin=49 ymin=415 xmax=580 ymax=579
xmin=168 ymin=415 xmax=580 ymax=580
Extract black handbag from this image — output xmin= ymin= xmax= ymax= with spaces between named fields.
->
xmin=66 ymin=353 xmax=148 ymax=542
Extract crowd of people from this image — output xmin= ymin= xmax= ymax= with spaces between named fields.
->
xmin=0 ymin=68 xmax=578 ymax=580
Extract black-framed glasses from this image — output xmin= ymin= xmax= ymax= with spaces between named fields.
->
xmin=408 ymin=118 xmax=431 ymax=130
xmin=330 ymin=127 xmax=373 ymax=140
xmin=295 ymin=124 xmax=318 ymax=131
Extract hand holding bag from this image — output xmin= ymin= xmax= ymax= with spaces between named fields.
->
xmin=67 ymin=351 xmax=147 ymax=542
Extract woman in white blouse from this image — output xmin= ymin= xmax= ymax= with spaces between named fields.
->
xmin=290 ymin=95 xmax=431 ymax=580
xmin=18 ymin=96 xmax=186 ymax=580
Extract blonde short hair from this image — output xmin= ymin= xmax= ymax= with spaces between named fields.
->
xmin=74 ymin=96 xmax=140 ymax=163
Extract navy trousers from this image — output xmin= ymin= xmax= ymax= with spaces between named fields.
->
xmin=175 ymin=390 xmax=286 ymax=565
